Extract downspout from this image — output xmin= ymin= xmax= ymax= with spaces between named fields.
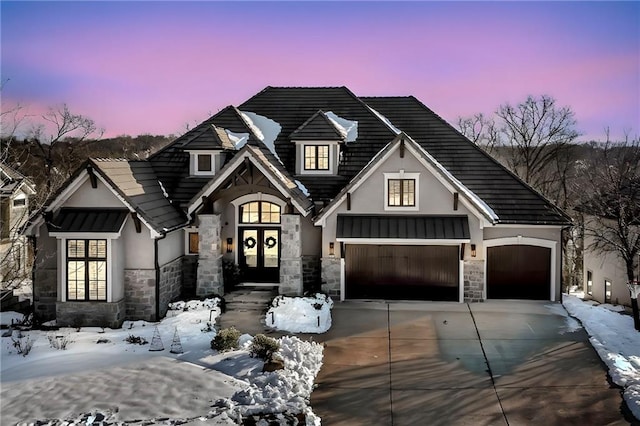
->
xmin=154 ymin=232 xmax=167 ymax=322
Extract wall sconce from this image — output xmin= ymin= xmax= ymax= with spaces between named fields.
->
xmin=329 ymin=242 xmax=335 ymax=256
xmin=470 ymin=244 xmax=477 ymax=257
xmin=226 ymin=237 xmax=233 ymax=253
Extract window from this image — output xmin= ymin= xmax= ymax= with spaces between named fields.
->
xmin=67 ymin=239 xmax=107 ymax=301
xmin=384 ymin=172 xmax=419 ymax=211
xmin=13 ymin=198 xmax=26 ymax=207
xmin=240 ymin=201 xmax=281 ymax=224
xmin=304 ymin=145 xmax=329 ymax=170
xmin=197 ymin=154 xmax=212 ymax=172
xmin=388 ymin=179 xmax=415 ymax=207
xmin=604 ymin=279 xmax=612 ymax=304
xmin=586 ymin=270 xmax=593 ymax=296
xmin=188 ymin=232 xmax=199 ymax=254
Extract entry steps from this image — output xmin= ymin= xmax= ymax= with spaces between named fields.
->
xmin=217 ymin=283 xmax=278 ymax=335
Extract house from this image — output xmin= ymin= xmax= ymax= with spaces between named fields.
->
xmin=24 ymin=87 xmax=571 ymax=328
xmin=1 ymin=164 xmax=36 ymax=286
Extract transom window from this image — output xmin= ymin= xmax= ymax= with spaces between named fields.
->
xmin=240 ymin=201 xmax=281 ymax=224
xmin=388 ymin=179 xmax=415 ymax=207
xmin=304 ymin=145 xmax=329 ymax=170
xmin=67 ymin=239 xmax=107 ymax=301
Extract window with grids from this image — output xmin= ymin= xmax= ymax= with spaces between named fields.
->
xmin=240 ymin=201 xmax=280 ymax=224
xmin=387 ymin=179 xmax=415 ymax=207
xmin=67 ymin=239 xmax=107 ymax=301
xmin=304 ymin=145 xmax=329 ymax=170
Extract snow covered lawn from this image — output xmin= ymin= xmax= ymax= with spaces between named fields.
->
xmin=1 ymin=298 xmax=324 ymax=425
xmin=563 ymin=294 xmax=640 ymax=420
xmin=266 ymin=293 xmax=333 ymax=333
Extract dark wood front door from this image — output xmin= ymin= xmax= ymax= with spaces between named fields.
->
xmin=345 ymin=245 xmax=459 ymax=301
xmin=487 ymin=245 xmax=551 ymax=300
xmin=239 ymin=227 xmax=280 ymax=282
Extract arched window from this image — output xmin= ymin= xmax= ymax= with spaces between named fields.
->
xmin=239 ymin=201 xmax=281 ymax=224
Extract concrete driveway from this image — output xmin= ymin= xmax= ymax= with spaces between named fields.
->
xmin=310 ymin=300 xmax=632 ymax=425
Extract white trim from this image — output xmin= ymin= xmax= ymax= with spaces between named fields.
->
xmin=491 ymin=224 xmax=565 ymax=229
xmin=340 ymin=258 xmax=346 ymax=302
xmin=384 ymin=171 xmax=420 ymax=211
xmin=336 ymin=238 xmax=470 ymax=245
xmin=186 ymin=150 xmax=219 ymax=176
xmin=184 ymin=226 xmax=199 ymax=255
xmin=296 ymin=141 xmax=338 ymax=175
xmin=483 ymin=236 xmax=558 ymax=302
xmin=51 ymin=231 xmax=122 ymax=239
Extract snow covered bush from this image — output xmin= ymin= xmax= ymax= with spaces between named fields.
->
xmin=211 ymin=326 xmax=241 ymax=352
xmin=124 ymin=334 xmax=148 ymax=345
xmin=11 ymin=333 xmax=33 ymax=356
xmin=47 ymin=333 xmax=72 ymax=350
xmin=249 ymin=334 xmax=280 ymax=362
xmin=266 ymin=293 xmax=333 ymax=333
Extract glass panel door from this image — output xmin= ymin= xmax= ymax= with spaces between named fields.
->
xmin=263 ymin=229 xmax=279 ymax=268
xmin=238 ymin=228 xmax=280 ymax=282
xmin=242 ymin=229 xmax=258 ymax=268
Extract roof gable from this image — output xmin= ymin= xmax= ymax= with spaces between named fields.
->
xmin=289 ymin=110 xmax=345 ymax=141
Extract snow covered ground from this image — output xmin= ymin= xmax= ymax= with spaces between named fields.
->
xmin=563 ymin=294 xmax=640 ymax=419
xmin=266 ymin=293 xmax=333 ymax=333
xmin=1 ymin=298 xmax=324 ymax=425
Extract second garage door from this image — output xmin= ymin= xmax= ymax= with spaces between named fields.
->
xmin=487 ymin=245 xmax=551 ymax=300
xmin=345 ymin=245 xmax=459 ymax=301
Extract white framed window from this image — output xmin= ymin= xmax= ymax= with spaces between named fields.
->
xmin=66 ymin=239 xmax=107 ymax=301
xmin=586 ymin=270 xmax=593 ymax=296
xmin=297 ymin=142 xmax=336 ymax=175
xmin=187 ymin=150 xmax=218 ymax=176
xmin=13 ymin=194 xmax=26 ymax=207
xmin=384 ymin=171 xmax=420 ymax=211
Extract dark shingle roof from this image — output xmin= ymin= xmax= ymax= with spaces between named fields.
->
xmin=337 ymin=215 xmax=470 ymax=240
xmin=289 ymin=110 xmax=345 ymax=141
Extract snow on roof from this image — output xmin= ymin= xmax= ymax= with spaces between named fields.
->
xmin=239 ymin=111 xmax=282 ymax=160
xmin=225 ymin=129 xmax=250 ymax=149
xmin=295 ymin=179 xmax=310 ymax=197
xmin=325 ymin=111 xmax=358 ymax=143
xmin=366 ymin=105 xmax=401 ymax=135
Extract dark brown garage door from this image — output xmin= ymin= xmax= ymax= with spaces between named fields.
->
xmin=487 ymin=245 xmax=551 ymax=300
xmin=345 ymin=245 xmax=459 ymax=301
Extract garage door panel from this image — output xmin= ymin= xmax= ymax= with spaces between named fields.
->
xmin=345 ymin=245 xmax=459 ymax=301
xmin=487 ymin=245 xmax=550 ymax=300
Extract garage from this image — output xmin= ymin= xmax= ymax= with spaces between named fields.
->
xmin=345 ymin=244 xmax=460 ymax=300
xmin=487 ymin=245 xmax=551 ymax=300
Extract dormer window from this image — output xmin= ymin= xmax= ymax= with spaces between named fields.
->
xmin=304 ymin=145 xmax=329 ymax=170
xmin=187 ymin=150 xmax=219 ymax=176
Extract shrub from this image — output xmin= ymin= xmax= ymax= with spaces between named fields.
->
xmin=249 ymin=334 xmax=280 ymax=362
xmin=125 ymin=335 xmax=148 ymax=345
xmin=211 ymin=326 xmax=241 ymax=352
xmin=11 ymin=333 xmax=34 ymax=356
xmin=48 ymin=334 xmax=73 ymax=350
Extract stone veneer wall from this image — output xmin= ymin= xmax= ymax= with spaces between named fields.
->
xmin=464 ymin=260 xmax=485 ymax=302
xmin=302 ymin=255 xmax=321 ymax=293
xmin=321 ymin=257 xmax=341 ymax=297
xmin=33 ymin=267 xmax=57 ymax=321
xmin=56 ymin=299 xmax=126 ymax=329
xmin=197 ymin=214 xmax=223 ymax=296
xmin=124 ymin=269 xmax=156 ymax=321
xmin=279 ymin=215 xmax=303 ymax=296
xmin=158 ymin=256 xmax=184 ymax=319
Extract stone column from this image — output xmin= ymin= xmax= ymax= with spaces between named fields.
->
xmin=197 ymin=214 xmax=223 ymax=296
xmin=279 ymin=214 xmax=303 ymax=295
xmin=463 ymin=259 xmax=485 ymax=302
xmin=321 ymin=257 xmax=342 ymax=297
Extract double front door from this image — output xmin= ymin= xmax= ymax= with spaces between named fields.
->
xmin=238 ymin=227 xmax=280 ymax=282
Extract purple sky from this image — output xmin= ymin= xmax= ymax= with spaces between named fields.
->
xmin=2 ymin=1 xmax=638 ymax=141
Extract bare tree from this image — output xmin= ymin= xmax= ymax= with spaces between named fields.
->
xmin=457 ymin=113 xmax=499 ymax=154
xmin=578 ymin=135 xmax=640 ymax=330
xmin=30 ymin=104 xmax=103 ymax=194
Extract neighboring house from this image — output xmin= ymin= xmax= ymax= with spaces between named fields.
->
xmin=583 ymin=215 xmax=639 ymax=307
xmin=1 ymin=164 xmax=36 ymax=286
xmin=24 ymin=87 xmax=571 ymax=328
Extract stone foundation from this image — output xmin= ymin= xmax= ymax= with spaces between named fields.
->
xmin=197 ymin=214 xmax=223 ymax=296
xmin=158 ymin=256 xmax=183 ymax=319
xmin=279 ymin=215 xmax=303 ymax=295
xmin=56 ymin=299 xmax=126 ymax=329
xmin=464 ymin=260 xmax=485 ymax=302
xmin=321 ymin=257 xmax=341 ymax=297
xmin=124 ymin=269 xmax=156 ymax=321
xmin=302 ymin=255 xmax=321 ymax=293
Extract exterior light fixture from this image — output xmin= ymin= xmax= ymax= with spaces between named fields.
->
xmin=226 ymin=237 xmax=233 ymax=253
xmin=471 ymin=244 xmax=477 ymax=257
xmin=329 ymin=242 xmax=335 ymax=256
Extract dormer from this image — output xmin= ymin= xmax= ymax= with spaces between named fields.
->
xmin=289 ymin=110 xmax=357 ymax=175
xmin=182 ymin=124 xmax=236 ymax=177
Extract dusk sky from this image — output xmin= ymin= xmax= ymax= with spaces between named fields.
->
xmin=1 ymin=1 xmax=638 ymax=141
